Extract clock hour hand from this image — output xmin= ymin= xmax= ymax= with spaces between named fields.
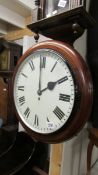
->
xmin=40 ymin=76 xmax=68 ymax=93
xmin=40 ymin=81 xmax=57 ymax=93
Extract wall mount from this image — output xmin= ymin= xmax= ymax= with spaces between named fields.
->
xmin=28 ymin=7 xmax=95 ymax=44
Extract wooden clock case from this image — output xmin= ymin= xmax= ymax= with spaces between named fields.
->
xmin=12 ymin=7 xmax=95 ymax=143
xmin=13 ymin=40 xmax=93 ymax=143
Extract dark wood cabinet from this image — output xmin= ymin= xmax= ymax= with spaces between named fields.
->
xmin=0 ymin=42 xmax=22 ymax=72
xmin=0 ymin=41 xmax=22 ymax=126
xmin=8 ymin=42 xmax=22 ymax=71
xmin=28 ymin=7 xmax=95 ymax=44
xmin=0 ymin=77 xmax=7 ymax=125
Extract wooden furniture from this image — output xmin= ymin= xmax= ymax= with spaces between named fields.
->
xmin=0 ymin=77 xmax=7 ymax=124
xmin=0 ymin=40 xmax=22 ymax=125
xmin=87 ymin=128 xmax=98 ymax=175
xmin=0 ymin=41 xmax=22 ymax=71
xmin=49 ymin=144 xmax=63 ymax=175
xmin=28 ymin=7 xmax=95 ymax=44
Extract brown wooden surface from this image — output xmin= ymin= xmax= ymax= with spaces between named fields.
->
xmin=90 ymin=128 xmax=98 ymax=139
xmin=88 ymin=128 xmax=98 ymax=147
xmin=12 ymin=40 xmax=93 ymax=143
xmin=0 ymin=71 xmax=13 ymax=77
xmin=87 ymin=140 xmax=94 ymax=175
xmin=49 ymin=144 xmax=63 ymax=175
xmin=0 ymin=77 xmax=8 ymax=124
xmin=28 ymin=7 xmax=95 ymax=44
xmin=0 ymin=41 xmax=23 ymax=125
xmin=32 ymin=166 xmax=48 ymax=175
xmin=4 ymin=28 xmax=34 ymax=42
xmin=86 ymin=128 xmax=98 ymax=175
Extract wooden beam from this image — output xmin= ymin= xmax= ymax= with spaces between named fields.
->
xmin=25 ymin=16 xmax=32 ymax=26
xmin=16 ymin=0 xmax=35 ymax=10
xmin=0 ymin=23 xmax=7 ymax=35
xmin=49 ymin=144 xmax=63 ymax=175
xmin=0 ymin=5 xmax=25 ymax=28
xmin=4 ymin=28 xmax=35 ymax=41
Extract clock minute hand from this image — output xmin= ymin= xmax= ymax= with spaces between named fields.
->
xmin=37 ymin=56 xmax=42 ymax=95
xmin=41 ymin=76 xmax=68 ymax=93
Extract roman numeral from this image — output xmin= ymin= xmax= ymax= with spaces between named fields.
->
xmin=29 ymin=60 xmax=35 ymax=71
xmin=47 ymin=117 xmax=50 ymax=122
xmin=21 ymin=73 xmax=28 ymax=78
xmin=18 ymin=86 xmax=24 ymax=91
xmin=59 ymin=94 xmax=70 ymax=102
xmin=34 ymin=115 xmax=39 ymax=126
xmin=58 ymin=76 xmax=68 ymax=84
xmin=19 ymin=96 xmax=25 ymax=106
xmin=51 ymin=61 xmax=58 ymax=72
xmin=41 ymin=57 xmax=46 ymax=68
xmin=24 ymin=107 xmax=30 ymax=118
xmin=53 ymin=106 xmax=65 ymax=120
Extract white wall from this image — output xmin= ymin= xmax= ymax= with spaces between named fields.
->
xmin=23 ymin=35 xmax=51 ymax=53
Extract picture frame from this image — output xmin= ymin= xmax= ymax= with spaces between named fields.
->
xmin=0 ymin=49 xmax=10 ymax=70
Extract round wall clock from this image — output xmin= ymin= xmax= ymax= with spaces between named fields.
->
xmin=12 ymin=40 xmax=93 ymax=143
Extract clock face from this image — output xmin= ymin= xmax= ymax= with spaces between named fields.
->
xmin=13 ymin=49 xmax=75 ymax=134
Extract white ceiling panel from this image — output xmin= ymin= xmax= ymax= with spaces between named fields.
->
xmin=0 ymin=0 xmax=35 ymax=35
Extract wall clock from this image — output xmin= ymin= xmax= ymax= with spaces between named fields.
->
xmin=12 ymin=40 xmax=93 ymax=143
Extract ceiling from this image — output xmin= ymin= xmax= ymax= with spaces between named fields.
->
xmin=0 ymin=0 xmax=35 ymax=36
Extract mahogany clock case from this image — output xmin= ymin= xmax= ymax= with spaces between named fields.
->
xmin=12 ymin=40 xmax=93 ymax=143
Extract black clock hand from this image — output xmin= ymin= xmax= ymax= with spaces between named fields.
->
xmin=37 ymin=56 xmax=42 ymax=95
xmin=41 ymin=76 xmax=68 ymax=93
xmin=40 ymin=81 xmax=57 ymax=93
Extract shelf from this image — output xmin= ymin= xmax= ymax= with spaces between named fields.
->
xmin=0 ymin=71 xmax=13 ymax=77
xmin=28 ymin=7 xmax=95 ymax=43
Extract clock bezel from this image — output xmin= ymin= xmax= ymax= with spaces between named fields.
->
xmin=13 ymin=48 xmax=79 ymax=135
xmin=12 ymin=40 xmax=93 ymax=143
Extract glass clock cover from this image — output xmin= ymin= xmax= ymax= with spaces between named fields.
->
xmin=13 ymin=49 xmax=75 ymax=134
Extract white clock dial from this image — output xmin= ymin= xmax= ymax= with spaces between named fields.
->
xmin=13 ymin=49 xmax=75 ymax=134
